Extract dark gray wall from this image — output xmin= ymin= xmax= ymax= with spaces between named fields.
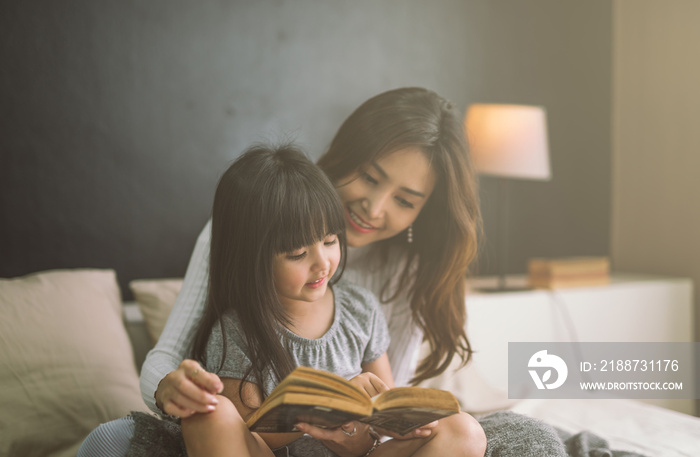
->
xmin=465 ymin=1 xmax=613 ymax=276
xmin=0 ymin=0 xmax=612 ymax=297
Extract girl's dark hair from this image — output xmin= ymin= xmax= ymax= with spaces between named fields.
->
xmin=317 ymin=87 xmax=482 ymax=385
xmin=190 ymin=144 xmax=347 ymax=399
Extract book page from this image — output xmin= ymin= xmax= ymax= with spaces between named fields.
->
xmin=372 ymin=386 xmax=459 ymax=411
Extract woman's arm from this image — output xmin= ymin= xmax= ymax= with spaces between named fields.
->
xmin=139 ymin=220 xmax=222 ymax=414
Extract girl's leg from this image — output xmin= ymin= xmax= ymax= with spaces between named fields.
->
xmin=181 ymin=395 xmax=275 ymax=457
xmin=76 ymin=415 xmax=134 ymax=457
xmin=373 ymin=412 xmax=487 ymax=457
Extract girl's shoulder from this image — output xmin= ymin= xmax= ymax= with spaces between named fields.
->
xmin=333 ymin=281 xmax=382 ymax=317
xmin=207 ymin=310 xmax=246 ymax=348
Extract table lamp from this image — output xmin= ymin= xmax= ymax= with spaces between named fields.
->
xmin=464 ymin=104 xmax=551 ymax=291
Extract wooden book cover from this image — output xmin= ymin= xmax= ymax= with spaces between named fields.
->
xmin=528 ymin=256 xmax=610 ymax=289
xmin=246 ymin=366 xmax=459 ymax=435
xmin=528 ymin=256 xmax=610 ymax=275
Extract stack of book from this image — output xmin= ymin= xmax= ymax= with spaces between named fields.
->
xmin=528 ymin=256 xmax=610 ymax=289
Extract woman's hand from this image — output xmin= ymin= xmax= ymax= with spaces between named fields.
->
xmin=154 ymin=359 xmax=224 ymax=418
xmin=294 ymin=372 xmax=390 ymax=456
xmin=293 ymin=421 xmax=374 ymax=457
xmin=373 ymin=420 xmax=438 ymax=440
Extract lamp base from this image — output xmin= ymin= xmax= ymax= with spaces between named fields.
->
xmin=470 ymin=274 xmax=533 ymax=293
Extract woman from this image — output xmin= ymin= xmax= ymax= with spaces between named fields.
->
xmin=79 ymin=88 xmax=564 ymax=457
xmin=149 ymin=85 xmax=478 ymax=408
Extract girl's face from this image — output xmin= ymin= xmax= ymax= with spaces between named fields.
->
xmin=335 ymin=147 xmax=436 ymax=248
xmin=273 ymin=234 xmax=341 ymax=308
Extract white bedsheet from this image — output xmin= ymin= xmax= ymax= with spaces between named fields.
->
xmin=510 ymin=398 xmax=700 ymax=457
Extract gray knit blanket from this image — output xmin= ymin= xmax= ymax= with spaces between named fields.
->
xmin=478 ymin=411 xmax=646 ymax=457
xmin=127 ymin=410 xmax=648 ymax=457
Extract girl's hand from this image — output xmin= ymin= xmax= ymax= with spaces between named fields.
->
xmin=293 ymin=421 xmax=374 ymax=457
xmin=347 ymin=370 xmax=436 ymax=440
xmin=155 ymin=359 xmax=224 ymax=418
xmin=348 ymin=371 xmax=389 ymax=397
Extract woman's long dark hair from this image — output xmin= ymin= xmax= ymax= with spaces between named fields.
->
xmin=317 ymin=87 xmax=482 ymax=385
xmin=190 ymin=144 xmax=347 ymax=399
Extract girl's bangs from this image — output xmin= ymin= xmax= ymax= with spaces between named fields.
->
xmin=271 ymin=181 xmax=345 ymax=255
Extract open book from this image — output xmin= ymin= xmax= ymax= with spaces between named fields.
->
xmin=246 ymin=366 xmax=460 ymax=436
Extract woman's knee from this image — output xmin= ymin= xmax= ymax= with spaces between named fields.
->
xmin=478 ymin=411 xmax=565 ymax=457
xmin=77 ymin=416 xmax=135 ymax=457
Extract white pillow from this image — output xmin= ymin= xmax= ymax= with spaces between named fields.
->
xmin=0 ymin=269 xmax=148 ymax=457
xmin=129 ymin=278 xmax=183 ymax=344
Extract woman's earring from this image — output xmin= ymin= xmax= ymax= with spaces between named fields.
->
xmin=407 ymin=225 xmax=413 ymax=244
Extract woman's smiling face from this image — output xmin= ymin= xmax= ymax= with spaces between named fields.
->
xmin=335 ymin=147 xmax=436 ymax=248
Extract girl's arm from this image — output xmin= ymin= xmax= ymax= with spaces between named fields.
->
xmin=140 ymin=220 xmax=222 ymax=415
xmin=221 ymin=378 xmax=303 ymax=450
xmin=361 ymin=352 xmax=394 ymax=388
xmin=384 ymin=296 xmax=424 ymax=387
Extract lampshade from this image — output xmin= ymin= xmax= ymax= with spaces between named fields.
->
xmin=465 ymin=104 xmax=551 ymax=181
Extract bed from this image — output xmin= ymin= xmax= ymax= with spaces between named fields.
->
xmin=1 ymin=269 xmax=698 ymax=457
xmin=419 ymin=274 xmax=700 ymax=456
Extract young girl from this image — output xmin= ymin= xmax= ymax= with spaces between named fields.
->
xmin=176 ymin=144 xmax=485 ymax=457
